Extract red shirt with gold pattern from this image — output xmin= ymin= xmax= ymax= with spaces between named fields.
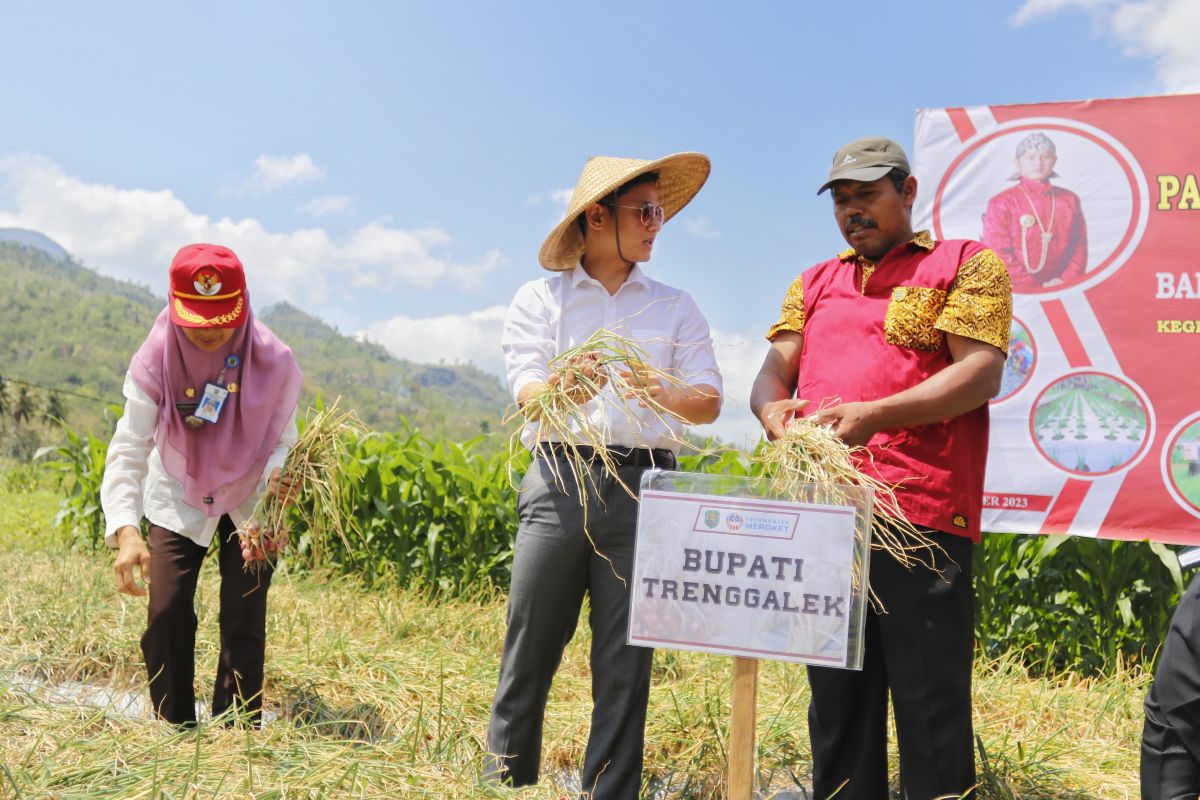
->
xmin=767 ymin=231 xmax=1012 ymax=540
xmin=982 ymin=178 xmax=1087 ymax=292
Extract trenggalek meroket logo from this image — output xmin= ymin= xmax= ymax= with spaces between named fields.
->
xmin=694 ymin=505 xmax=798 ymax=537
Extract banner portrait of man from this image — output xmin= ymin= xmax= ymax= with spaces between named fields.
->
xmin=982 ymin=133 xmax=1088 ymax=291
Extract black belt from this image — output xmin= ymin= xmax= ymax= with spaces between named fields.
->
xmin=536 ymin=442 xmax=676 ymax=469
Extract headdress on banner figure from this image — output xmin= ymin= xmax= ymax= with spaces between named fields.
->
xmin=1009 ymin=132 xmax=1060 ymax=180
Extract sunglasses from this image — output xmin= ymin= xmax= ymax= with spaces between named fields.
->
xmin=602 ymin=201 xmax=666 ymax=227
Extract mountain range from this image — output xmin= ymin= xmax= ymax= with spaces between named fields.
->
xmin=0 ymin=229 xmax=512 ymax=444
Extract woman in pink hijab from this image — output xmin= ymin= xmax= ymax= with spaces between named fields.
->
xmin=100 ymin=244 xmax=303 ymax=726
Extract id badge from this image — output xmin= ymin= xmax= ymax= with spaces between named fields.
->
xmin=195 ymin=382 xmax=229 ymax=424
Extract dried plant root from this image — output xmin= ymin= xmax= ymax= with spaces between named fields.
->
xmin=756 ymin=417 xmax=945 ymax=607
xmin=236 ymin=398 xmax=368 ymax=574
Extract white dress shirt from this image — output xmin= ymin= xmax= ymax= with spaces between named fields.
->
xmin=101 ymin=372 xmax=298 ymax=549
xmin=503 ymin=264 xmax=722 ymax=453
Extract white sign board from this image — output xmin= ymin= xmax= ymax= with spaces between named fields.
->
xmin=629 ymin=483 xmax=863 ymax=669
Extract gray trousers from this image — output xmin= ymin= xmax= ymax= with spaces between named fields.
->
xmin=486 ymin=451 xmax=668 ymax=799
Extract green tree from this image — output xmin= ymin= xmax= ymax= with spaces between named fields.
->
xmin=0 ymin=377 xmax=8 ymax=442
xmin=11 ymin=383 xmax=36 ymax=427
xmin=42 ymin=390 xmax=66 ymax=426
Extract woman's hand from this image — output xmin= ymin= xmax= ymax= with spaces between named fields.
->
xmin=516 ymin=356 xmax=609 ymax=420
xmin=556 ymin=353 xmax=609 ymax=404
xmin=618 ymin=368 xmax=680 ymax=414
xmin=113 ymin=526 xmax=151 ymax=596
xmin=267 ymin=467 xmax=298 ymax=508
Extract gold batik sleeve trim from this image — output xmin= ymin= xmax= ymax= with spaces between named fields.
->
xmin=935 ymin=248 xmax=1013 ymax=351
xmin=766 ymin=275 xmax=805 ymax=340
xmin=884 ymin=286 xmax=947 ymax=351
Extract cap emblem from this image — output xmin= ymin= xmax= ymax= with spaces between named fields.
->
xmin=193 ymin=269 xmax=223 ymax=296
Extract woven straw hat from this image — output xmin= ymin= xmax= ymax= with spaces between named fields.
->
xmin=538 ymin=152 xmax=711 ymax=271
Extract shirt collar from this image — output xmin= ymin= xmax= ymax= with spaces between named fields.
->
xmin=626 ymin=264 xmax=649 ymax=287
xmin=568 ymin=262 xmax=649 ymax=289
xmin=838 ymin=230 xmax=936 ymax=263
xmin=1018 ymin=177 xmax=1054 ymax=195
xmin=568 ymin=264 xmax=591 ymax=287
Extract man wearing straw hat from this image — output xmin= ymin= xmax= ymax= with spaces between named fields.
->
xmin=486 ymin=153 xmax=723 ymax=798
xmin=751 ymin=136 xmax=1012 ymax=800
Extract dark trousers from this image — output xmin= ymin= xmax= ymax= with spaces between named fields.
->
xmin=143 ymin=515 xmax=273 ymax=725
xmin=806 ymin=529 xmax=975 ymax=800
xmin=1142 ymin=573 xmax=1200 ymax=799
xmin=486 ymin=452 xmax=672 ymax=800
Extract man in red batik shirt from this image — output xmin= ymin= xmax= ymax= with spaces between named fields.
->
xmin=982 ymin=132 xmax=1087 ymax=292
xmin=751 ymin=136 xmax=1012 ymax=800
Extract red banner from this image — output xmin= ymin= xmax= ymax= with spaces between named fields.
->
xmin=913 ymin=95 xmax=1200 ymax=544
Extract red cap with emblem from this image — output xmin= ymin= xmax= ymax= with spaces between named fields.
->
xmin=168 ymin=244 xmax=249 ymax=328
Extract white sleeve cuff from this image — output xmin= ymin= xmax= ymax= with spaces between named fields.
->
xmin=255 ymin=408 xmax=299 ymax=498
xmin=104 ymin=515 xmax=142 ymax=548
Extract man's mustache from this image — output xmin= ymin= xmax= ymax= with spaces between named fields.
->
xmin=846 ymin=215 xmax=878 ymax=233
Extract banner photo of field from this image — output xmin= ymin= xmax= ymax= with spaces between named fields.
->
xmin=912 ymin=93 xmax=1200 ymax=544
xmin=628 ymin=473 xmax=868 ymax=669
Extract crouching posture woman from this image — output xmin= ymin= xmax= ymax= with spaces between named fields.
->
xmin=101 ymin=243 xmax=303 ymax=725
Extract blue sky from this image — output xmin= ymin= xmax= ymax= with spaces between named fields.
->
xmin=1 ymin=0 xmax=1195 ymax=442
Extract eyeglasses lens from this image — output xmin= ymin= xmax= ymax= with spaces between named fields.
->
xmin=641 ymin=203 xmax=665 ymax=226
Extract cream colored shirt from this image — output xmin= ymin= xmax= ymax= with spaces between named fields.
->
xmin=100 ymin=372 xmax=297 ymax=548
xmin=502 ymin=264 xmax=722 ymax=453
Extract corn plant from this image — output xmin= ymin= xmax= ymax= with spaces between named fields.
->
xmin=36 ymin=413 xmax=1191 ymax=673
xmin=974 ymin=532 xmax=1183 ymax=674
xmin=305 ymin=423 xmax=525 ymax=595
xmin=37 ymin=419 xmax=114 ymax=550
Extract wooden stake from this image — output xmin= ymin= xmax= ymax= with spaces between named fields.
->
xmin=728 ymin=656 xmax=759 ymax=800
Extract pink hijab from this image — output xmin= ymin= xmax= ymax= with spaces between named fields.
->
xmin=129 ymin=304 xmax=303 ymax=517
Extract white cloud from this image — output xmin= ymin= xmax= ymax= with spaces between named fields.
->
xmin=684 ymin=215 xmax=721 ymax=240
xmin=1110 ymin=0 xmax=1200 ymax=91
xmin=526 ymin=188 xmax=574 ymax=208
xmin=358 ymin=305 xmax=509 ymax=376
xmin=238 ymin=153 xmax=326 ymax=194
xmin=0 ymin=153 xmax=500 ymax=308
xmin=301 ymin=194 xmax=353 ymax=216
xmin=1010 ymin=0 xmax=1113 ymax=25
xmin=693 ymin=328 xmax=769 ymax=447
xmin=1011 ymin=0 xmax=1200 ymax=92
